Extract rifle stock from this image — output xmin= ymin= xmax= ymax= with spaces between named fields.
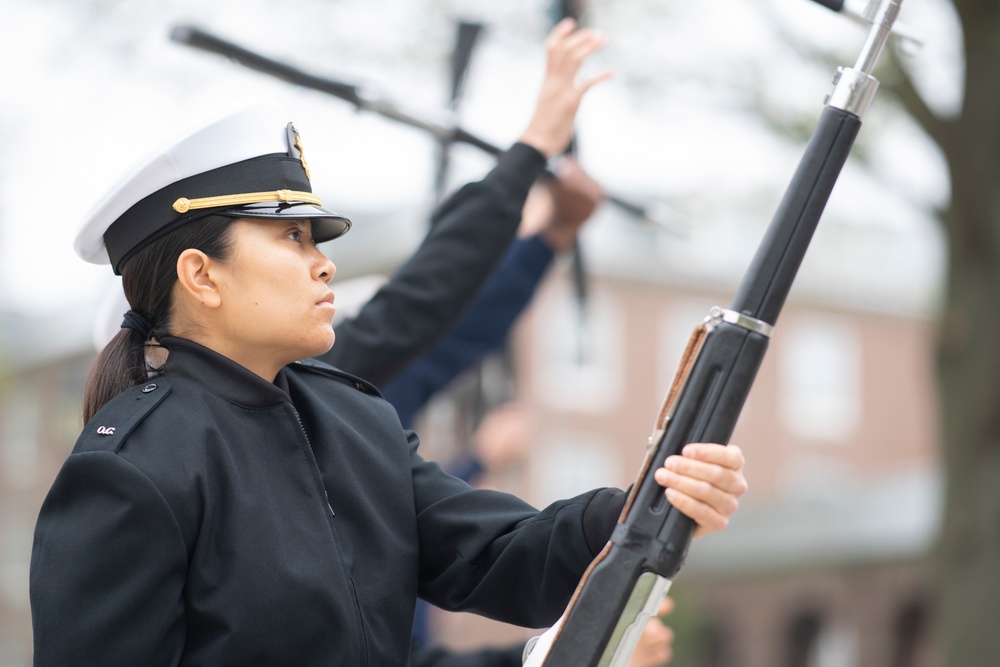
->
xmin=523 ymin=1 xmax=902 ymax=665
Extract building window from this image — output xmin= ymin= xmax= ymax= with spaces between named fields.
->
xmin=532 ymin=430 xmax=621 ymax=507
xmin=778 ymin=314 xmax=861 ymax=442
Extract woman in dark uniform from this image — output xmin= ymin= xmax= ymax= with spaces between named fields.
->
xmin=30 ymin=21 xmax=747 ymax=666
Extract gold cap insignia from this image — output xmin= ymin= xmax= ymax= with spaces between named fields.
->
xmin=286 ymin=122 xmax=311 ymax=181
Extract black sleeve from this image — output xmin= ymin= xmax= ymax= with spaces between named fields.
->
xmin=30 ymin=452 xmax=188 ymax=667
xmin=407 ymin=432 xmax=626 ymax=629
xmin=322 ymin=143 xmax=547 ymax=386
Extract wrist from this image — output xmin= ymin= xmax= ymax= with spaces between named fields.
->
xmin=517 ymin=128 xmax=565 ymax=160
xmin=539 ymin=221 xmax=577 ymax=252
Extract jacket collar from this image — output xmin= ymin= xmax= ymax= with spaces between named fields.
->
xmin=160 ymin=336 xmax=291 ymax=408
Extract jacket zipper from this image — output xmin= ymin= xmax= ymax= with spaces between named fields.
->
xmin=288 ymin=405 xmax=336 ymax=518
xmin=285 ymin=403 xmax=371 ymax=663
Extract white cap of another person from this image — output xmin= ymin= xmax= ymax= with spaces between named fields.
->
xmin=74 ymin=101 xmax=351 ymax=275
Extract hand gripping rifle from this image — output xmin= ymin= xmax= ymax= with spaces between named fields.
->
xmin=522 ymin=1 xmax=904 ymax=665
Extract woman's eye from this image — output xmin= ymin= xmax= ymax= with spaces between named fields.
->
xmin=286 ymin=226 xmax=315 ymax=245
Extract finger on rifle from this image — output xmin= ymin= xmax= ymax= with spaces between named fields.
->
xmin=629 ymin=616 xmax=674 ymax=667
xmin=682 ymin=442 xmax=746 ymax=472
xmin=658 ymin=596 xmax=675 ymax=618
xmin=661 ymin=449 xmax=747 ymax=497
xmin=663 ymin=487 xmax=733 ymax=537
xmin=656 ymin=468 xmax=741 ymax=521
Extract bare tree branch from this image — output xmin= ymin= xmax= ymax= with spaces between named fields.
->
xmin=882 ymin=48 xmax=952 ymax=148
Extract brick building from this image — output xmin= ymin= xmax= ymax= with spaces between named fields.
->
xmin=422 ymin=203 xmax=944 ymax=667
xmin=0 ymin=194 xmax=943 ymax=666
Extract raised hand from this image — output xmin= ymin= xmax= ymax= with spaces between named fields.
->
xmin=518 ymin=18 xmax=613 ymax=158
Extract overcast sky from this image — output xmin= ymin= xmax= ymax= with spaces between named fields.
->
xmin=0 ymin=0 xmax=962 ymax=321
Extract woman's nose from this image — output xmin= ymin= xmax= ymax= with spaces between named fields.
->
xmin=315 ymin=250 xmax=336 ymax=283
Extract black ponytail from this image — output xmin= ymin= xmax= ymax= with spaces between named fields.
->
xmin=82 ymin=215 xmax=236 ymax=423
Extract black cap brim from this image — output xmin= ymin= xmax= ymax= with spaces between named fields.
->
xmin=218 ymin=202 xmax=352 ymax=243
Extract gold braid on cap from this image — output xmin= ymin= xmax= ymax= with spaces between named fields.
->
xmin=172 ymin=189 xmax=322 ymax=214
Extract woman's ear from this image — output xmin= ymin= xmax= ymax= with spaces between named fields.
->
xmin=176 ymin=249 xmax=223 ymax=309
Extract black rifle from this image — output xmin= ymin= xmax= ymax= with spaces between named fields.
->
xmin=522 ymin=1 xmax=903 ymax=665
xmin=810 ymin=0 xmax=921 ymax=48
xmin=549 ymin=0 xmax=591 ymax=363
xmin=169 ymin=25 xmax=684 ymax=236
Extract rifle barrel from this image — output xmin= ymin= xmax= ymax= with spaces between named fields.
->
xmin=526 ymin=1 xmax=903 ymax=664
xmin=170 ymin=26 xmax=362 ymax=105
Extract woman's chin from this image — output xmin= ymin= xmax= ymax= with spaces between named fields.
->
xmin=310 ymin=330 xmax=336 ymax=357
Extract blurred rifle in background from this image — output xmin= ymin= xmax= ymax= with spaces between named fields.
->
xmin=169 ymin=24 xmax=685 ymax=236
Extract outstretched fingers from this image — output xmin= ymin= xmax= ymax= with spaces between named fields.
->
xmin=546 ymin=21 xmax=609 ymax=84
xmin=545 ymin=17 xmax=578 ymax=46
xmin=519 ymin=19 xmax=611 ymax=157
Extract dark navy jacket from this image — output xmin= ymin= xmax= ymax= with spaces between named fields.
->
xmin=30 ymin=338 xmax=623 ymax=666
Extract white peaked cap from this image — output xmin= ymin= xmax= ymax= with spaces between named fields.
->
xmin=74 ymin=101 xmax=350 ymax=274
